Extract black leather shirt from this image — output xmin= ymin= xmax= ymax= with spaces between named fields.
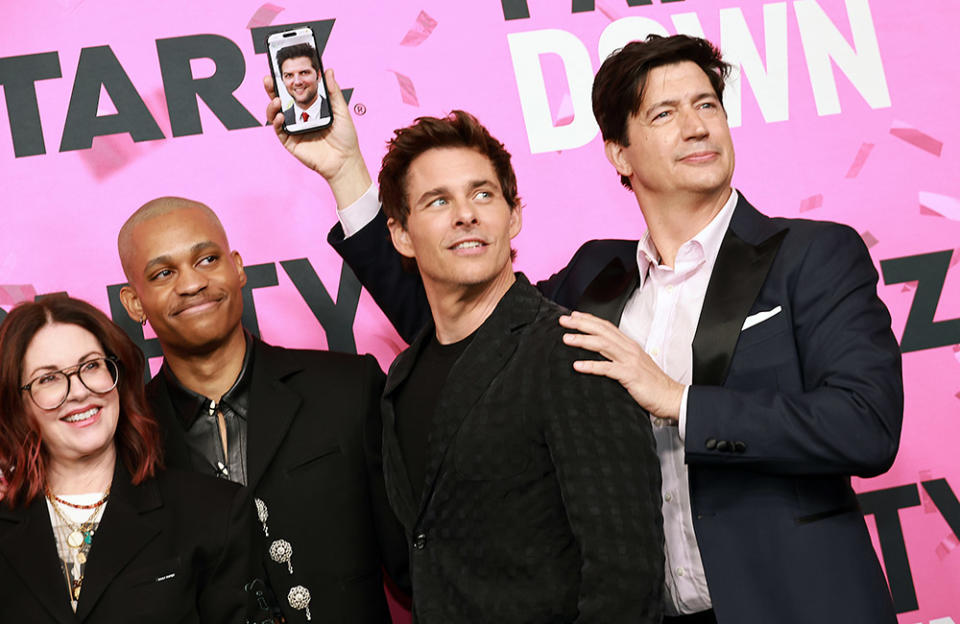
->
xmin=162 ymin=333 xmax=253 ymax=485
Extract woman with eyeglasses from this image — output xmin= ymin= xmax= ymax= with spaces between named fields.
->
xmin=0 ymin=295 xmax=265 ymax=622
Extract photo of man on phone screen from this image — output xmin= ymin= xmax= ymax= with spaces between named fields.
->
xmin=276 ymin=43 xmax=330 ymax=129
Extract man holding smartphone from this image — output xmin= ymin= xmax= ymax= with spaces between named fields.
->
xmin=266 ymin=80 xmax=664 ymax=620
xmin=265 ymin=32 xmax=901 ymax=624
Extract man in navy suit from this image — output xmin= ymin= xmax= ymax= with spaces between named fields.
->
xmin=265 ymin=33 xmax=902 ymax=624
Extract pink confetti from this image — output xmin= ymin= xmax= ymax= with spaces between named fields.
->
xmin=247 ymin=3 xmax=285 ymax=29
xmin=845 ymin=143 xmax=874 ymax=178
xmin=78 ymin=134 xmax=138 ymax=180
xmin=799 ymin=194 xmax=823 ymax=213
xmin=389 ymin=71 xmax=419 ymax=106
xmin=0 ymin=285 xmax=37 ymax=306
xmin=956 ymin=391 xmax=960 ymax=401
xmin=890 ymin=120 xmax=943 ymax=157
xmin=919 ymin=470 xmax=938 ymax=513
xmin=597 ymin=2 xmax=622 ymax=22
xmin=554 ymin=93 xmax=575 ymax=127
xmin=78 ymin=88 xmax=168 ymax=180
xmin=935 ymin=533 xmax=960 ymax=561
xmin=400 ymin=11 xmax=438 ymax=46
xmin=919 ymin=192 xmax=960 ymax=221
xmin=954 ymin=345 xmax=960 ymax=366
xmin=900 ymin=281 xmax=917 ymax=293
xmin=54 ymin=0 xmax=87 ymax=12
xmin=860 ymin=231 xmax=879 ymax=249
xmin=949 ymin=248 xmax=960 ymax=269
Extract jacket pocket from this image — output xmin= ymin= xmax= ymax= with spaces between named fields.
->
xmin=735 ymin=311 xmax=790 ymax=351
xmin=285 ymin=443 xmax=342 ymax=475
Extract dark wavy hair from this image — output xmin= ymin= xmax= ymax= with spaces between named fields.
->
xmin=276 ymin=43 xmax=320 ymax=72
xmin=0 ymin=296 xmax=163 ymax=507
xmin=378 ymin=109 xmax=520 ymax=228
xmin=592 ymin=34 xmax=731 ymax=189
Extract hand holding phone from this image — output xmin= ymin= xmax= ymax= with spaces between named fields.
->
xmin=264 ymin=65 xmax=372 ymax=207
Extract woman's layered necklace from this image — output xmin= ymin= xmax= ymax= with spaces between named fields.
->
xmin=46 ymin=487 xmax=110 ymax=602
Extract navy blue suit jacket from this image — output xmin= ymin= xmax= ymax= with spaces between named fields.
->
xmin=328 ymin=193 xmax=902 ymax=623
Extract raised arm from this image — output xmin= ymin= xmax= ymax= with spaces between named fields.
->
xmin=264 ymin=69 xmax=371 ymax=208
xmin=265 ymin=70 xmax=431 ymax=342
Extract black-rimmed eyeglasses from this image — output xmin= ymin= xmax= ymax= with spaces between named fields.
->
xmin=20 ymin=356 xmax=120 ymax=410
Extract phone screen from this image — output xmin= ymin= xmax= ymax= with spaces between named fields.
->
xmin=267 ymin=28 xmax=332 ymax=133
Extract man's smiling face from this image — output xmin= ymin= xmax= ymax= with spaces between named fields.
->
xmin=120 ymin=204 xmax=246 ymax=355
xmin=281 ymin=56 xmax=320 ymax=109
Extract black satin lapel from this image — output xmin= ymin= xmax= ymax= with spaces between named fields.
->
xmin=149 ymin=375 xmax=204 ymax=473
xmin=574 ymin=256 xmax=639 ymax=324
xmin=75 ymin=473 xmax=162 ymax=621
xmin=381 ymin=327 xmax=434 ymax=528
xmin=0 ymin=500 xmax=75 ymax=624
xmin=415 ymin=331 xmax=519 ymax=522
xmin=692 ymin=228 xmax=787 ymax=385
xmin=380 ymin=400 xmax=418 ymax=531
xmin=383 ymin=324 xmax=432 ymax=397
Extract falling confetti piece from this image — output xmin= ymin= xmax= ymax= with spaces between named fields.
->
xmin=949 ymin=249 xmax=960 ymax=269
xmin=890 ymin=120 xmax=943 ymax=157
xmin=54 ymin=0 xmax=87 ymax=11
xmin=554 ymin=93 xmax=575 ymax=126
xmin=79 ymin=133 xmax=142 ymax=179
xmin=389 ymin=71 xmax=419 ymax=106
xmin=799 ymin=194 xmax=822 ymax=212
xmin=0 ymin=285 xmax=37 ymax=306
xmin=77 ymin=87 xmax=169 ymax=180
xmin=900 ymin=281 xmax=917 ymax=293
xmin=247 ymin=3 xmax=285 ymax=29
xmin=845 ymin=143 xmax=874 ymax=178
xmin=956 ymin=391 xmax=960 ymax=401
xmin=918 ymin=192 xmax=960 ymax=221
xmin=597 ymin=0 xmax=622 ymax=22
xmin=860 ymin=231 xmax=879 ymax=249
xmin=400 ymin=11 xmax=438 ymax=46
xmin=918 ymin=470 xmax=938 ymax=514
xmin=935 ymin=533 xmax=960 ymax=561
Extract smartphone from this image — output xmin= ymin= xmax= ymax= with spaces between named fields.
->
xmin=267 ymin=27 xmax=333 ymax=133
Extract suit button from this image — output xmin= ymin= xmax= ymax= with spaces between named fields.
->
xmin=716 ymin=440 xmax=730 ymax=452
xmin=705 ymin=438 xmax=717 ymax=450
xmin=734 ymin=441 xmax=747 ymax=453
xmin=413 ymin=533 xmax=427 ymax=550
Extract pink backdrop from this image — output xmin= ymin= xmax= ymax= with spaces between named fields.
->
xmin=2 ymin=0 xmax=958 ymax=621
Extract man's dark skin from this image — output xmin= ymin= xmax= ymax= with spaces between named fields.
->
xmin=117 ymin=198 xmax=409 ymax=624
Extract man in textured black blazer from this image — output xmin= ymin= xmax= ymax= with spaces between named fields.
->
xmin=116 ymin=198 xmax=409 ymax=623
xmin=356 ymin=110 xmax=661 ymax=622
xmin=313 ymin=37 xmax=902 ymax=624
